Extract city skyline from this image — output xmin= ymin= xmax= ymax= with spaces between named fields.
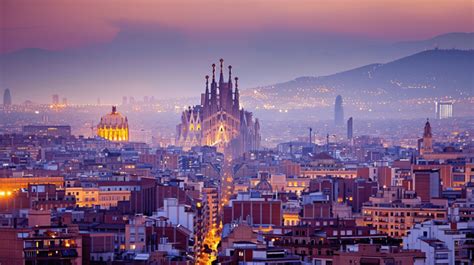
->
xmin=0 ymin=2 xmax=473 ymax=265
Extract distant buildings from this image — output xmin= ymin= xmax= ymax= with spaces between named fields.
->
xmin=176 ymin=59 xmax=261 ymax=155
xmin=3 ymin=88 xmax=12 ymax=106
xmin=334 ymin=95 xmax=344 ymax=126
xmin=22 ymin=125 xmax=72 ymax=137
xmin=97 ymin=106 xmax=129 ymax=142
xmin=435 ymin=101 xmax=453 ymax=119
xmin=0 ymin=92 xmax=473 ymax=264
xmin=347 ymin=117 xmax=353 ymax=140
xmin=52 ymin=94 xmax=59 ymax=105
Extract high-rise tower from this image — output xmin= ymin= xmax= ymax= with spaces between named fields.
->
xmin=52 ymin=94 xmax=59 ymax=105
xmin=347 ymin=117 xmax=353 ymax=140
xmin=334 ymin=95 xmax=344 ymax=126
xmin=3 ymin=89 xmax=12 ymax=106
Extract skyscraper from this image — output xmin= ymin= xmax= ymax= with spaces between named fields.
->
xmin=347 ymin=117 xmax=353 ymax=140
xmin=435 ymin=101 xmax=453 ymax=119
xmin=3 ymin=89 xmax=12 ymax=106
xmin=52 ymin=94 xmax=59 ymax=105
xmin=334 ymin=95 xmax=344 ymax=126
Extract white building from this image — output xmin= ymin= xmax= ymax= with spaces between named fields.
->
xmin=435 ymin=101 xmax=453 ymax=119
xmin=403 ymin=220 xmax=467 ymax=265
xmin=155 ymin=198 xmax=194 ymax=233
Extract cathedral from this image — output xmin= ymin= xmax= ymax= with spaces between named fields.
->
xmin=176 ymin=59 xmax=261 ymax=156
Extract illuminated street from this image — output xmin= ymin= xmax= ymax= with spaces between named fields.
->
xmin=196 ymin=158 xmax=234 ymax=264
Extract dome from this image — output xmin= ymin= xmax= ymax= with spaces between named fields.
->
xmin=97 ymin=106 xmax=129 ymax=142
xmin=100 ymin=106 xmax=128 ymax=128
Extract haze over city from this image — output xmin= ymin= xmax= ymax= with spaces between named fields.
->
xmin=0 ymin=1 xmax=473 ymax=265
xmin=1 ymin=0 xmax=473 ymax=106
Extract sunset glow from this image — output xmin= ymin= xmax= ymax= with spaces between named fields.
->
xmin=1 ymin=0 xmax=472 ymax=53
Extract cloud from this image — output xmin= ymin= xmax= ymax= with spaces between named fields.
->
xmin=1 ymin=0 xmax=472 ymax=53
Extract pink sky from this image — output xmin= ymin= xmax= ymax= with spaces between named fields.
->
xmin=1 ymin=0 xmax=473 ymax=53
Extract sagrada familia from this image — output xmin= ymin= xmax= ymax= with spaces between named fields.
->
xmin=176 ymin=59 xmax=261 ymax=156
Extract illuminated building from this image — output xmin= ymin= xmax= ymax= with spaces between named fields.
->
xmin=22 ymin=125 xmax=71 ymax=137
xmin=66 ymin=186 xmax=131 ymax=209
xmin=0 ymin=176 xmax=64 ymax=193
xmin=359 ymin=187 xmax=447 ymax=238
xmin=125 ymin=215 xmax=146 ymax=253
xmin=435 ymin=101 xmax=453 ymax=119
xmin=0 ymin=210 xmax=82 ymax=265
xmin=176 ymin=59 xmax=261 ymax=155
xmin=97 ymin=106 xmax=129 ymax=142
xmin=66 ymin=187 xmax=100 ymax=208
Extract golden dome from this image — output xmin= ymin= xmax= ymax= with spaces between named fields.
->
xmin=97 ymin=106 xmax=129 ymax=142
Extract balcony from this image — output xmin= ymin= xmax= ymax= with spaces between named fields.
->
xmin=24 ymin=249 xmax=78 ymax=259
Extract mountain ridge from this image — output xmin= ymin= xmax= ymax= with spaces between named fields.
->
xmin=241 ymin=49 xmax=473 ymax=109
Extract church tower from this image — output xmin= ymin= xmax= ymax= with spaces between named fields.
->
xmin=419 ymin=119 xmax=433 ymax=155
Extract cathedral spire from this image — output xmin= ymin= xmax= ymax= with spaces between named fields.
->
xmin=219 ymin=58 xmax=224 ymax=85
xmin=211 ymin=64 xmax=216 ymax=83
xmin=210 ymin=64 xmax=217 ymax=111
xmin=228 ymin=65 xmax=233 ymax=89
xmin=234 ymin=77 xmax=240 ymax=110
xmin=204 ymin=75 xmax=209 ymax=105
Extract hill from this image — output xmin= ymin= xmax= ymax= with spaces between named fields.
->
xmin=241 ymin=49 xmax=474 ymax=110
